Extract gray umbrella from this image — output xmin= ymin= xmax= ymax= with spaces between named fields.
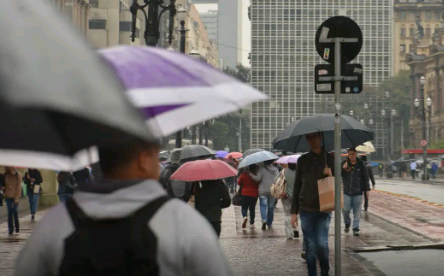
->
xmin=238 ymin=151 xmax=279 ymax=170
xmin=273 ymin=114 xmax=374 ymax=153
xmin=242 ymin=148 xmax=265 ymax=158
xmin=0 ymin=0 xmax=156 ymax=170
xmin=180 ymin=145 xmax=216 ymax=162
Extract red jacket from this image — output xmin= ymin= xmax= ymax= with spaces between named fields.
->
xmin=237 ymin=172 xmax=259 ymax=198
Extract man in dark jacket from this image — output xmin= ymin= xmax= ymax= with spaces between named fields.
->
xmin=341 ymin=148 xmax=370 ymax=236
xmin=159 ymin=149 xmax=193 ymax=202
xmin=291 ymin=132 xmax=334 ymax=276
xmin=24 ymin=168 xmax=43 ymax=220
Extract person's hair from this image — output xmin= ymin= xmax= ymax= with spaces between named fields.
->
xmin=264 ymin=160 xmax=274 ymax=166
xmin=348 ymin=148 xmax=357 ymax=153
xmin=249 ymin=164 xmax=257 ymax=172
xmin=288 ymin=163 xmax=297 ymax=170
xmin=98 ymin=139 xmax=159 ymax=176
xmin=361 ymin=155 xmax=367 ymax=162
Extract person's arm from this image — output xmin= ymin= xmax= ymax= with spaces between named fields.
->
xmin=249 ymin=168 xmax=262 ymax=182
xmin=291 ymin=161 xmax=303 ymax=214
xmin=368 ymin=166 xmax=375 ymax=186
xmin=361 ymin=163 xmax=370 ymax=192
xmin=34 ymin=171 xmax=43 ymax=185
xmin=66 ymin=175 xmax=78 ymax=190
xmin=220 ymin=181 xmax=231 ymax=209
xmin=15 ymin=173 xmax=22 ymax=204
xmin=182 ymin=182 xmax=194 ymax=203
xmin=23 ymin=173 xmax=31 ymax=185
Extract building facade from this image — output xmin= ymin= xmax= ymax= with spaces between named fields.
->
xmin=250 ymin=0 xmax=393 ymax=156
xmin=394 ymin=0 xmax=442 ymax=74
xmin=49 ymin=0 xmax=90 ymax=37
xmin=87 ymin=0 xmax=144 ymax=48
xmin=200 ymin=10 xmax=218 ymax=42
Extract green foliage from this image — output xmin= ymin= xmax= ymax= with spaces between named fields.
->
xmin=223 ymin=64 xmax=251 ymax=83
xmin=430 ymin=139 xmax=444 ymax=149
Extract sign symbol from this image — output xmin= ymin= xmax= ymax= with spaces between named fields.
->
xmin=421 ymin=140 xmax=428 ymax=147
xmin=345 ymin=87 xmax=351 ymax=93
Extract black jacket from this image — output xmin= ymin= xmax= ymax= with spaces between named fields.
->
xmin=24 ymin=169 xmax=43 ymax=193
xmin=73 ymin=168 xmax=91 ymax=184
xmin=341 ymin=159 xmax=370 ymax=196
xmin=194 ymin=180 xmax=231 ymax=222
xmin=366 ymin=164 xmax=375 ymax=186
xmin=291 ymin=150 xmax=335 ymax=214
xmin=159 ymin=163 xmax=180 ymax=190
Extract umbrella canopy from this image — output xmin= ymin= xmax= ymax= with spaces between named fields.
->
xmin=180 ymin=145 xmax=216 ymax=162
xmin=0 ymin=0 xmax=155 ymax=171
xmin=215 ymin=150 xmax=229 ymax=158
xmin=276 ymin=154 xmax=301 ymax=164
xmin=226 ymin=152 xmax=242 ymax=159
xmin=273 ymin=114 xmax=374 ymax=152
xmin=243 ymin=148 xmax=265 ymax=158
xmin=356 ymin=141 xmax=376 ymax=153
xmin=238 ymin=151 xmax=279 ymax=170
xmin=170 ymin=160 xmax=237 ymax=182
xmin=99 ymin=46 xmax=267 ymax=137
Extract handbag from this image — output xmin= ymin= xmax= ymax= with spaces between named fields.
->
xmin=232 ymin=194 xmax=242 ymax=206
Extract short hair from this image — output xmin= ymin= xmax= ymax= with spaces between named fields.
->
xmin=348 ymin=148 xmax=357 ymax=153
xmin=98 ymin=139 xmax=159 ymax=175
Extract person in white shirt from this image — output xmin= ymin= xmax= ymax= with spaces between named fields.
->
xmin=410 ymin=161 xmax=417 ymax=180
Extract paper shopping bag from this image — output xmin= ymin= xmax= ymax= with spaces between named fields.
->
xmin=33 ymin=185 xmax=41 ymax=194
xmin=318 ymin=176 xmax=343 ymax=213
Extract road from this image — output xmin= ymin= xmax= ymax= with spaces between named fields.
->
xmin=375 ymin=178 xmax=444 ymax=205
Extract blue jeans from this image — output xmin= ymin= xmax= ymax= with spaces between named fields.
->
xmin=58 ymin=194 xmax=73 ymax=203
xmin=28 ymin=193 xmax=39 ymax=215
xmin=343 ymin=194 xmax=363 ymax=230
xmin=300 ymin=211 xmax=332 ymax=276
xmin=259 ymin=195 xmax=275 ymax=225
xmin=5 ymin=198 xmax=19 ymax=234
xmin=241 ymin=195 xmax=258 ymax=224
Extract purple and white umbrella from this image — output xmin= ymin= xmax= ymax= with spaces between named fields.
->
xmin=99 ymin=46 xmax=267 ymax=137
xmin=276 ymin=154 xmax=301 ymax=164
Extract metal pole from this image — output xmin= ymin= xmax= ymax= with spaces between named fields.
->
xmin=401 ymin=119 xmax=404 ymax=149
xmin=334 ymin=38 xmax=342 ymax=276
xmin=390 ymin=116 xmax=394 ymax=157
xmin=174 ymin=20 xmax=187 ymax=149
xmin=239 ymin=119 xmax=242 ymax=152
xmin=205 ymin=121 xmax=209 ymax=147
xmin=382 ymin=119 xmax=386 ymax=164
xmin=421 ymin=84 xmax=427 ymax=181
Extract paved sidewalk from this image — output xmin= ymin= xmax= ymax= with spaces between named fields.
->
xmin=0 ymin=209 xmax=48 ymax=276
xmin=220 ymin=198 xmax=433 ymax=276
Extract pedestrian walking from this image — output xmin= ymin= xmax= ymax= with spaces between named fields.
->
xmin=72 ymin=167 xmax=92 ymax=184
xmin=400 ymin=162 xmax=408 ymax=180
xmin=431 ymin=162 xmax=438 ymax=179
xmin=378 ymin=163 xmax=383 ymax=177
xmin=57 ymin=171 xmax=77 ymax=203
xmin=194 ymin=180 xmax=232 ymax=237
xmin=249 ymin=160 xmax=279 ymax=230
xmin=342 ymin=148 xmax=370 ymax=236
xmin=410 ymin=161 xmax=417 ymax=180
xmin=4 ymin=167 xmax=21 ymax=235
xmin=23 ymin=168 xmax=43 ymax=221
xmin=279 ymin=162 xmax=299 ymax=239
xmin=238 ymin=164 xmax=259 ymax=229
xmin=159 ymin=149 xmax=193 ymax=202
xmin=361 ymin=156 xmax=375 ymax=212
xmin=291 ymin=132 xmax=334 ymax=276
xmin=15 ymin=138 xmax=234 ymax=276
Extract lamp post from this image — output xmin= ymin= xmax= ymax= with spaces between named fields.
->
xmin=360 ymin=119 xmax=365 ymax=125
xmin=391 ymin=109 xmax=396 ymax=157
xmin=414 ymin=76 xmax=428 ymax=181
xmin=130 ymin=0 xmax=177 ymax=46
xmin=381 ymin=109 xmax=387 ymax=163
xmin=349 ymin=110 xmax=354 ymax=117
xmin=204 ymin=119 xmax=215 ymax=147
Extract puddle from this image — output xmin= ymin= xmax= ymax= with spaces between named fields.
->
xmin=359 ymin=249 xmax=444 ymax=276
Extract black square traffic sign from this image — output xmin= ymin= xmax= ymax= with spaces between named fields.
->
xmin=314 ymin=64 xmax=363 ymax=94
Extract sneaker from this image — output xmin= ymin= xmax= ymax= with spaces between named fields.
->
xmin=242 ymin=217 xmax=248 ymax=229
xmin=267 ymin=225 xmax=273 ymax=230
xmin=301 ymin=252 xmax=306 ymax=260
xmin=353 ymin=229 xmax=360 ymax=236
xmin=15 ymin=228 xmax=19 ymax=233
xmin=31 ymin=214 xmax=35 ymax=221
xmin=345 ymin=224 xmax=350 ymax=233
xmin=250 ymin=224 xmax=255 ymax=229
xmin=262 ymin=221 xmax=267 ymax=230
xmin=294 ymin=230 xmax=299 ymax=238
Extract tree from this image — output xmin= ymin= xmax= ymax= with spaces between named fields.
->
xmin=223 ymin=64 xmax=251 ymax=83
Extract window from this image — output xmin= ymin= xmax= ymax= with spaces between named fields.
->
xmin=426 ymin=28 xmax=431 ymax=37
xmin=89 ymin=19 xmax=106 ymax=30
xmin=89 ymin=0 xmax=99 ymax=8
xmin=399 ymin=12 xmax=406 ymax=20
xmin=426 ymin=12 xmax=433 ymax=21
xmin=409 ymin=44 xmax=414 ymax=53
xmin=119 ymin=21 xmax=131 ymax=32
xmin=400 ymin=44 xmax=406 ymax=52
xmin=400 ymin=28 xmax=406 ymax=37
xmin=410 ymin=27 xmax=415 ymax=37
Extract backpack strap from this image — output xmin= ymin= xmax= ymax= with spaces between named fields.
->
xmin=65 ymin=195 xmax=170 ymax=228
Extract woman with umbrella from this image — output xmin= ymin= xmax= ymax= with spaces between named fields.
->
xmin=237 ymin=164 xmax=259 ymax=229
xmin=170 ymin=159 xmax=235 ymax=237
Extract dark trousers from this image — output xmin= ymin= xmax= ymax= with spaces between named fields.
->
xmin=5 ymin=198 xmax=19 ymax=234
xmin=364 ymin=193 xmax=369 ymax=211
xmin=241 ymin=195 xmax=258 ymax=224
xmin=411 ymin=170 xmax=416 ymax=179
xmin=210 ymin=221 xmax=221 ymax=237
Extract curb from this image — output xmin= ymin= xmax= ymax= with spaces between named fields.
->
xmin=373 ymin=190 xmax=444 ymax=209
xmin=350 ymin=242 xmax=444 ymax=253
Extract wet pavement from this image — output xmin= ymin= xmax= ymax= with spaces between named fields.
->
xmin=359 ymin=249 xmax=444 ymax=276
xmin=0 ymin=209 xmax=47 ymax=276
xmin=220 ymin=198 xmax=434 ymax=276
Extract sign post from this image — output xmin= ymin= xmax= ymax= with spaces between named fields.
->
xmin=315 ymin=16 xmax=363 ymax=276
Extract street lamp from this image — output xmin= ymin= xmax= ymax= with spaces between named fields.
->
xmin=426 ymin=97 xmax=432 ymax=107
xmin=385 ymin=91 xmax=390 ymax=98
xmin=391 ymin=109 xmax=396 ymax=117
xmin=349 ymin=110 xmax=354 ymax=117
xmin=364 ymin=103 xmax=369 ymax=110
xmin=381 ymin=109 xmax=386 ymax=117
xmin=130 ymin=0 xmax=177 ymax=46
xmin=369 ymin=118 xmax=374 ymax=126
xmin=360 ymin=119 xmax=365 ymax=125
xmin=414 ymin=98 xmax=420 ymax=108
xmin=416 ymin=76 xmax=428 ymax=181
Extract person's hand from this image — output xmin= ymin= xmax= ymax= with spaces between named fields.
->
xmin=324 ymin=167 xmax=332 ymax=176
xmin=366 ymin=191 xmax=370 ymax=197
xmin=26 ymin=174 xmax=30 ymax=179
xmin=343 ymin=162 xmax=348 ymax=170
xmin=291 ymin=213 xmax=298 ymax=229
xmin=14 ymin=198 xmax=19 ymax=205
xmin=31 ymin=178 xmax=35 ymax=182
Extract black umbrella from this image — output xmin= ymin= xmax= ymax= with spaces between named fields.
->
xmin=243 ymin=148 xmax=265 ymax=158
xmin=0 ymin=0 xmax=156 ymax=170
xmin=273 ymin=114 xmax=374 ymax=152
xmin=180 ymin=145 xmax=216 ymax=162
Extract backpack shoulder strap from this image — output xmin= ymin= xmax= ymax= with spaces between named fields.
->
xmin=65 ymin=198 xmax=89 ymax=228
xmin=134 ymin=195 xmax=170 ymax=222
